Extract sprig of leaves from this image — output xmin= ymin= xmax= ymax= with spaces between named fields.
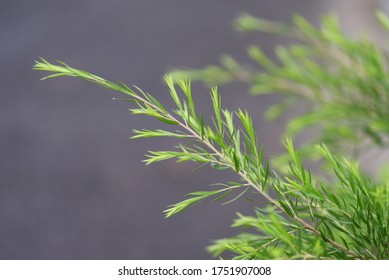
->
xmin=34 ymin=58 xmax=388 ymax=259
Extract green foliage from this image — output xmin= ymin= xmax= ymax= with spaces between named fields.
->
xmin=170 ymin=12 xmax=389 ymax=153
xmin=33 ymin=11 xmax=389 ymax=259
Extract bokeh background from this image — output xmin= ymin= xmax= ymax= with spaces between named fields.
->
xmin=1 ymin=0 xmax=386 ymax=259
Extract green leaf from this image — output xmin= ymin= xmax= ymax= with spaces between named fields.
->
xmin=156 ymin=117 xmax=179 ymax=125
xmin=376 ymin=10 xmax=389 ymax=31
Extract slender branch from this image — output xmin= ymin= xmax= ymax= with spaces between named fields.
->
xmin=150 ymin=96 xmax=360 ymax=258
xmin=34 ymin=59 xmax=361 ymax=258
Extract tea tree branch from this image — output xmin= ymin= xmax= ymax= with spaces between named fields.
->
xmin=34 ymin=58 xmax=388 ymax=259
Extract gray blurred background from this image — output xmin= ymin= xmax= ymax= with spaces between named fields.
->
xmin=0 ymin=0 xmax=384 ymax=259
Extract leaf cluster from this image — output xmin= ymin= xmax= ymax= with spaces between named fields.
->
xmin=170 ymin=12 xmax=389 ymax=153
xmin=34 ymin=53 xmax=389 ymax=259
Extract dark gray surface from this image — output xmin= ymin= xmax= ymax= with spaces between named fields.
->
xmin=1 ymin=1 xmax=326 ymax=259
